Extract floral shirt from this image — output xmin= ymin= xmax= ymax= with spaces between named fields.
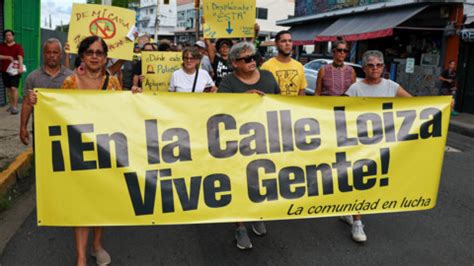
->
xmin=61 ymin=74 xmax=122 ymax=90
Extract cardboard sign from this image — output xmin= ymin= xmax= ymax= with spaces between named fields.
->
xmin=68 ymin=4 xmax=136 ymax=60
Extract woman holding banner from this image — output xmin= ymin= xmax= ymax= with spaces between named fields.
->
xmin=30 ymin=35 xmax=141 ymax=266
xmin=169 ymin=46 xmax=217 ymax=93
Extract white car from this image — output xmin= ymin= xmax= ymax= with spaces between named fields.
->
xmin=304 ymin=59 xmax=365 ymax=95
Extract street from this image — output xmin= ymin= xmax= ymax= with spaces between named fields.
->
xmin=0 ymin=131 xmax=473 ymax=266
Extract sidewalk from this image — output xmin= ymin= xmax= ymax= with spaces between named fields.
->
xmin=449 ymin=112 xmax=474 ymax=138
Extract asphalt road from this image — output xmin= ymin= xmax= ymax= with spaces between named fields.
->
xmin=1 ymin=132 xmax=473 ymax=266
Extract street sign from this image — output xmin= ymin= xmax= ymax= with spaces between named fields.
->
xmin=460 ymin=29 xmax=474 ymax=42
xmin=405 ymin=58 xmax=415 ymax=73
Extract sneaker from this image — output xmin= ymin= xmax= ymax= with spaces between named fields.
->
xmin=451 ymin=110 xmax=459 ymax=116
xmin=6 ymin=106 xmax=12 ymax=112
xmin=235 ymin=226 xmax=252 ymax=250
xmin=252 ymin=221 xmax=267 ymax=236
xmin=340 ymin=215 xmax=353 ymax=225
xmin=10 ymin=107 xmax=19 ymax=115
xmin=91 ymin=248 xmax=111 ymax=265
xmin=351 ymin=223 xmax=367 ymax=242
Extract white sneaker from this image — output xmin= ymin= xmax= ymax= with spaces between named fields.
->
xmin=340 ymin=215 xmax=353 ymax=225
xmin=351 ymin=223 xmax=367 ymax=242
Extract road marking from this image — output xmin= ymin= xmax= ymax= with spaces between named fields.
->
xmin=445 ymin=146 xmax=461 ymax=153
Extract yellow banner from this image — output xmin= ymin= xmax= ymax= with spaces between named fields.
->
xmin=142 ymin=52 xmax=182 ymax=92
xmin=203 ymin=0 xmax=256 ymax=39
xmin=34 ymin=90 xmax=451 ymax=226
xmin=68 ymin=4 xmax=136 ymax=60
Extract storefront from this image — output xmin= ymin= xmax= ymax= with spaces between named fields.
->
xmin=278 ymin=1 xmax=465 ymax=97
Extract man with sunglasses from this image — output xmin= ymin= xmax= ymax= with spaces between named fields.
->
xmin=343 ymin=50 xmax=411 ymax=243
xmin=218 ymin=42 xmax=279 ymax=250
xmin=261 ymin=30 xmax=307 ymax=96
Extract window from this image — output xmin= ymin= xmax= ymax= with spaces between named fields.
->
xmin=149 ymin=8 xmax=154 ymax=14
xmin=256 ymin=8 xmax=268 ymax=20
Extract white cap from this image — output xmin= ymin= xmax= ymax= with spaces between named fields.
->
xmin=194 ymin=40 xmax=206 ymax=49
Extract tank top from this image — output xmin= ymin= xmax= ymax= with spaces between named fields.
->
xmin=321 ymin=64 xmax=354 ymax=96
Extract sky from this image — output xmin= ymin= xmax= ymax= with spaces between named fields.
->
xmin=41 ymin=0 xmax=86 ymax=29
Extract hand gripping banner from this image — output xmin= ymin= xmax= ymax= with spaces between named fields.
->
xmin=34 ymin=89 xmax=451 ymax=226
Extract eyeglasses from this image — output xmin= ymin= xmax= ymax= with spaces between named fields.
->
xmin=236 ymin=54 xmax=257 ymax=63
xmin=366 ymin=63 xmax=385 ymax=69
xmin=183 ymin=56 xmax=197 ymax=61
xmin=335 ymin=48 xmax=349 ymax=53
xmin=84 ymin=50 xmax=106 ymax=58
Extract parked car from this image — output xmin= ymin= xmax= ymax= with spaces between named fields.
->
xmin=304 ymin=59 xmax=365 ymax=95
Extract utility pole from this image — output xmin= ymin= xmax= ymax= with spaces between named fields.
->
xmin=194 ymin=0 xmax=200 ymax=41
xmin=155 ymin=0 xmax=160 ymax=41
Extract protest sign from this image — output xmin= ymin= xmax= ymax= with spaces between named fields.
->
xmin=203 ymin=0 xmax=256 ymax=39
xmin=68 ymin=4 xmax=136 ymax=60
xmin=34 ymin=90 xmax=451 ymax=226
xmin=141 ymin=52 xmax=182 ymax=92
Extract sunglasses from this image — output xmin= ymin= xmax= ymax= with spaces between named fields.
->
xmin=366 ymin=63 xmax=385 ymax=69
xmin=335 ymin=48 xmax=349 ymax=53
xmin=236 ymin=54 xmax=257 ymax=63
xmin=84 ymin=49 xmax=106 ymax=57
xmin=183 ymin=56 xmax=197 ymax=61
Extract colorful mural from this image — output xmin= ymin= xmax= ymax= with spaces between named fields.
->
xmin=295 ymin=0 xmax=390 ymax=16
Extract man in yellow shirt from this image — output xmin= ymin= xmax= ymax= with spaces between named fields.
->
xmin=261 ymin=30 xmax=307 ymax=96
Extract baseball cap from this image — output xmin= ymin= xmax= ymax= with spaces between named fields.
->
xmin=194 ymin=40 xmax=206 ymax=49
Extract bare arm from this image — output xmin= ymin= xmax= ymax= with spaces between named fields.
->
xmin=351 ymin=68 xmax=356 ymax=84
xmin=19 ymin=100 xmax=32 ymax=145
xmin=0 ymin=55 xmax=13 ymax=61
xmin=315 ymin=68 xmax=324 ymax=96
xmin=396 ymin=86 xmax=412 ymax=97
xmin=18 ymin=55 xmax=24 ymax=73
xmin=64 ymin=43 xmax=71 ymax=69
xmin=205 ymin=38 xmax=216 ymax=64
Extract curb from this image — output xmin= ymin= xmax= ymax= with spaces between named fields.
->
xmin=0 ymin=148 xmax=33 ymax=196
xmin=449 ymin=121 xmax=474 ymax=138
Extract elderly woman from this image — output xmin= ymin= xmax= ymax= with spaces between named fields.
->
xmin=218 ymin=42 xmax=279 ymax=250
xmin=343 ymin=50 xmax=410 ymax=243
xmin=30 ymin=35 xmax=140 ymax=266
xmin=169 ymin=46 xmax=217 ymax=93
xmin=315 ymin=38 xmax=356 ymax=96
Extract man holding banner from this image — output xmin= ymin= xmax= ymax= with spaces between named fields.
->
xmin=262 ymin=31 xmax=307 ymax=96
xmin=344 ymin=50 xmax=411 ymax=242
xmin=219 ymin=41 xmax=280 ymax=250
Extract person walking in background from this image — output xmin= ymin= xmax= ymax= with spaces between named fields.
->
xmin=315 ymin=38 xmax=356 ymax=96
xmin=0 ymin=29 xmax=24 ymax=114
xmin=439 ymin=60 xmax=458 ymax=116
xmin=261 ymin=30 xmax=307 ymax=96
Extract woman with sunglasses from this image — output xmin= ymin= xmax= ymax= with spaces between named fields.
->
xmin=343 ymin=50 xmax=411 ymax=243
xmin=169 ymin=46 xmax=217 ymax=93
xmin=218 ymin=42 xmax=279 ymax=250
xmin=30 ymin=36 xmax=141 ymax=266
xmin=315 ymin=38 xmax=356 ymax=96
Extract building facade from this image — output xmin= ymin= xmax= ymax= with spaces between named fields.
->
xmin=278 ymin=0 xmax=465 ymax=99
xmin=138 ymin=0 xmax=177 ymax=40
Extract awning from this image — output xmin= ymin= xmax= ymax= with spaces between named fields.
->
xmin=289 ymin=21 xmax=334 ymax=45
xmin=315 ymin=5 xmax=428 ymax=42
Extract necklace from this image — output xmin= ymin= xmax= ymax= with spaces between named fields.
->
xmin=332 ymin=62 xmax=343 ymax=68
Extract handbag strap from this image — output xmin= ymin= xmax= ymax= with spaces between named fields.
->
xmin=191 ymin=67 xmax=199 ymax=93
xmin=101 ymin=73 xmax=110 ymax=91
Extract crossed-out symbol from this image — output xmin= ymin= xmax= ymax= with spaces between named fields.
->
xmin=89 ymin=18 xmax=116 ymax=39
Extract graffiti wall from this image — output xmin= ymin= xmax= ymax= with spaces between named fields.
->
xmin=295 ymin=0 xmax=390 ymax=16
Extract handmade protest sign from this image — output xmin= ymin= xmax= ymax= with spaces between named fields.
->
xmin=203 ymin=0 xmax=256 ymax=39
xmin=68 ymin=3 xmax=135 ymax=60
xmin=34 ymin=90 xmax=451 ymax=226
xmin=141 ymin=52 xmax=182 ymax=92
